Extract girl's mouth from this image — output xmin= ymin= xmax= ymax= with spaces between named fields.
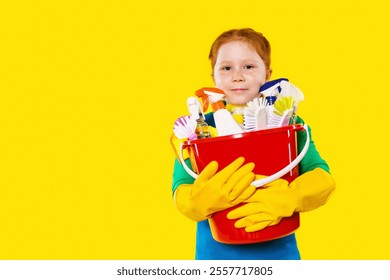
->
xmin=230 ymin=88 xmax=249 ymax=93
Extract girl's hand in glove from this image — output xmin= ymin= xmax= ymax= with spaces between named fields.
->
xmin=227 ymin=168 xmax=336 ymax=232
xmin=174 ymin=157 xmax=256 ymax=221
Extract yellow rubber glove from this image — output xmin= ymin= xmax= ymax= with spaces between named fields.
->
xmin=227 ymin=168 xmax=336 ymax=232
xmin=174 ymin=157 xmax=256 ymax=221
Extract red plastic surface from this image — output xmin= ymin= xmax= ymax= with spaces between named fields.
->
xmin=183 ymin=125 xmax=303 ymax=244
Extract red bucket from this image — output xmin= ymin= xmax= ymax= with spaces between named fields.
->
xmin=180 ymin=124 xmax=310 ymax=244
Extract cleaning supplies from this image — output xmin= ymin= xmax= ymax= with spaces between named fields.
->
xmin=195 ymin=87 xmax=244 ymax=136
xmin=173 ymin=115 xmax=198 ymax=140
xmin=187 ymin=97 xmax=212 ymax=139
xmin=170 ymin=97 xmax=213 ymax=163
xmin=259 ymin=79 xmax=285 ymax=123
xmin=171 ymin=115 xmax=197 ymax=163
xmin=243 ymin=97 xmax=268 ymax=131
xmin=242 ymin=79 xmax=305 ymax=130
xmin=267 ymin=96 xmax=295 ymax=128
xmin=278 ymin=80 xmax=304 ymax=125
xmin=278 ymin=80 xmax=304 ymax=104
xmin=226 ymin=104 xmax=246 ymax=128
xmin=259 ymin=78 xmax=289 ymax=98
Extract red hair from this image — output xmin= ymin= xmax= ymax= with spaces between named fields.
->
xmin=209 ymin=28 xmax=271 ymax=72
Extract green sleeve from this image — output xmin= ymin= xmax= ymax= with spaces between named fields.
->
xmin=171 ymin=158 xmax=195 ymax=193
xmin=295 ymin=116 xmax=330 ymax=174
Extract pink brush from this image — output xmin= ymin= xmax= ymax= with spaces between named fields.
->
xmin=173 ymin=115 xmax=197 ymax=140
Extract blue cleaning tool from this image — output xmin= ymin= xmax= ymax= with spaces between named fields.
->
xmin=259 ymin=78 xmax=289 ymax=105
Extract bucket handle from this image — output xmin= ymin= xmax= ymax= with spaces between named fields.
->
xmin=179 ymin=124 xmax=310 ymax=187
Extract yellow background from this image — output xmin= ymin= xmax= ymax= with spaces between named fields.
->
xmin=1 ymin=0 xmax=389 ymax=259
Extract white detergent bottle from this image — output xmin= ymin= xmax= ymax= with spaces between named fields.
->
xmin=195 ymin=88 xmax=243 ymax=137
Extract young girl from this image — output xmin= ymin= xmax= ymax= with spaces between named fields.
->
xmin=171 ymin=28 xmax=336 ymax=260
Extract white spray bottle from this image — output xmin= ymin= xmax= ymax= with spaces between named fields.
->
xmin=195 ymin=88 xmax=244 ymax=137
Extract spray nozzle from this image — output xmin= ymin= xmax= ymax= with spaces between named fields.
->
xmin=187 ymin=97 xmax=204 ymax=121
xmin=195 ymin=87 xmax=226 ymax=112
xmin=259 ymin=78 xmax=289 ymax=97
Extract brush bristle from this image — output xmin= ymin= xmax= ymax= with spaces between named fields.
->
xmin=244 ymin=97 xmax=268 ymax=131
xmin=173 ymin=115 xmax=197 ymax=139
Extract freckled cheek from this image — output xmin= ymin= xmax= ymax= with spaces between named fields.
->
xmin=213 ymin=75 xmax=230 ymax=89
xmin=248 ymin=72 xmax=266 ymax=87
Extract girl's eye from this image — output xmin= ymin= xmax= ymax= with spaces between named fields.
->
xmin=244 ymin=65 xmax=254 ymax=70
xmin=221 ymin=66 xmax=231 ymax=71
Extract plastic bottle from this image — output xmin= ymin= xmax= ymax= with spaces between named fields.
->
xmin=195 ymin=88 xmax=243 ymax=137
xmin=187 ymin=97 xmax=211 ymax=139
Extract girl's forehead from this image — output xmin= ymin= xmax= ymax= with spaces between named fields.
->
xmin=216 ymin=41 xmax=263 ymax=61
xmin=219 ymin=40 xmax=255 ymax=51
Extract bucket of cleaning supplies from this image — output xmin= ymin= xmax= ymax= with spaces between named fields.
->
xmin=180 ymin=124 xmax=310 ymax=244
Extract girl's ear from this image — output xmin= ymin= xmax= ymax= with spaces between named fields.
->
xmin=266 ymin=68 xmax=273 ymax=81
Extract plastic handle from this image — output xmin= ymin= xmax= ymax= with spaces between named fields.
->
xmin=251 ymin=124 xmax=310 ymax=187
xmin=180 ymin=124 xmax=310 ymax=187
xmin=179 ymin=141 xmax=199 ymax=179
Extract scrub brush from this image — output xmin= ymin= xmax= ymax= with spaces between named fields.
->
xmin=243 ymin=97 xmax=268 ymax=131
xmin=173 ymin=115 xmax=198 ymax=140
xmin=267 ymin=96 xmax=295 ymax=128
xmin=278 ymin=80 xmax=304 ymax=124
xmin=278 ymin=80 xmax=304 ymax=105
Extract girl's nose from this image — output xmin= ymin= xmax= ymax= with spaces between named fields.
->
xmin=232 ymin=70 xmax=245 ymax=82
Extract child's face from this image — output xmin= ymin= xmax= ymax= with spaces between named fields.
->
xmin=213 ymin=41 xmax=270 ymax=106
